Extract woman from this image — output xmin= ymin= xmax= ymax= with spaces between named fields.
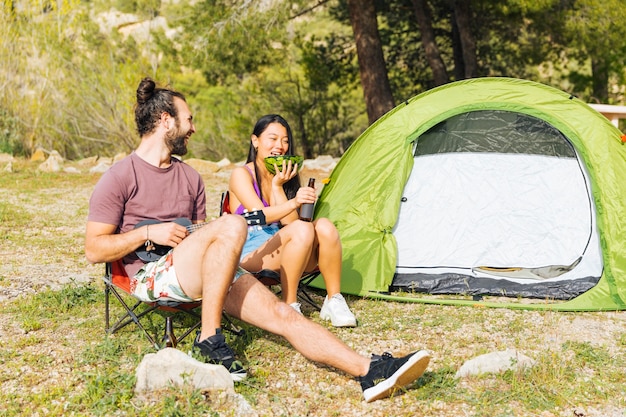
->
xmin=228 ymin=114 xmax=357 ymax=327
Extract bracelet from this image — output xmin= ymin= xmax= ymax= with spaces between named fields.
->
xmin=145 ymin=224 xmax=155 ymax=251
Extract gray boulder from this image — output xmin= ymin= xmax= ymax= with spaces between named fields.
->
xmin=135 ymin=347 xmax=234 ymax=394
xmin=89 ymin=161 xmax=111 ymax=174
xmin=455 ymin=348 xmax=536 ymax=378
xmin=38 ymin=151 xmax=64 ymax=172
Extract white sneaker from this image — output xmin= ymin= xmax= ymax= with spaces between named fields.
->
xmin=290 ymin=302 xmax=303 ymax=315
xmin=320 ymin=293 xmax=357 ymax=327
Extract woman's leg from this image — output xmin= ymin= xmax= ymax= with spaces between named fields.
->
xmin=310 ymin=218 xmax=357 ymax=327
xmin=241 ymin=220 xmax=315 ymax=304
xmin=310 ymin=218 xmax=343 ymax=297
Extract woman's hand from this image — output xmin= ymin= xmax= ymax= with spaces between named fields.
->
xmin=271 ymin=159 xmax=299 ymax=186
xmin=293 ymin=182 xmax=316 ymax=208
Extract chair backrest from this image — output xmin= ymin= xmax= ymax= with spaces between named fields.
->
xmin=220 ymin=191 xmax=231 ymax=215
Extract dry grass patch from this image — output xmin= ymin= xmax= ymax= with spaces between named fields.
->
xmin=1 ymin=160 xmax=626 ymax=416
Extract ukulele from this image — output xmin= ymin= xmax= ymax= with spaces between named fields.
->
xmin=134 ymin=210 xmax=265 ymax=262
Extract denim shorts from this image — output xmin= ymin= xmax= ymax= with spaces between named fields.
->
xmin=241 ymin=223 xmax=280 ymax=260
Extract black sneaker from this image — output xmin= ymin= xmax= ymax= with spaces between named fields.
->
xmin=357 ymin=350 xmax=430 ymax=402
xmin=193 ymin=329 xmax=247 ymax=382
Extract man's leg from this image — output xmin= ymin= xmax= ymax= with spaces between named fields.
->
xmin=224 ymin=273 xmax=370 ymax=377
xmin=172 ymin=214 xmax=248 ymax=379
xmin=224 ymin=273 xmax=432 ymax=402
xmin=174 ymin=214 xmax=247 ymax=340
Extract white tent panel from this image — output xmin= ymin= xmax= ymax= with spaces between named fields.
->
xmin=393 ymin=152 xmax=603 ymax=282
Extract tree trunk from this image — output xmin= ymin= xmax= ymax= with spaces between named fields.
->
xmin=591 ymin=57 xmax=609 ymax=103
xmin=452 ymin=0 xmax=477 ymax=78
xmin=347 ymin=0 xmax=395 ymax=124
xmin=411 ymin=0 xmax=449 ymax=86
xmin=450 ymin=11 xmax=465 ymax=80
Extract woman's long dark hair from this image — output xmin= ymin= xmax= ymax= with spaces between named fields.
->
xmin=246 ymin=114 xmax=301 ymax=200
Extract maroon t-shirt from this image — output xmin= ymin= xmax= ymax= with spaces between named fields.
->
xmin=88 ymin=152 xmax=206 ymax=277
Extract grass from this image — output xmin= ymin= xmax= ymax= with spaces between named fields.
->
xmin=1 ymin=158 xmax=626 ymax=416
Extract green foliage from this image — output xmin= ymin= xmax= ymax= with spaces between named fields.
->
xmin=297 ymin=34 xmax=368 ymax=152
xmin=377 ymin=0 xmax=437 ymax=98
xmin=3 ymin=0 xmax=626 ymax=161
xmin=559 ymin=0 xmax=626 ymax=101
xmin=114 ymin=0 xmax=161 ymax=17
xmin=166 ymin=1 xmax=368 ymax=160
xmin=188 ymin=82 xmax=259 ymax=161
xmin=0 ymin=1 xmax=153 ymax=159
xmin=329 ymin=0 xmax=626 ymax=105
xmin=0 ymin=108 xmax=25 ymax=155
xmin=173 ymin=0 xmax=291 ymax=85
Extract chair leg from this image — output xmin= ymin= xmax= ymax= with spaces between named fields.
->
xmin=156 ymin=307 xmax=244 ymax=348
xmin=105 ymin=283 xmax=160 ymax=349
xmin=221 ymin=312 xmax=246 ymax=336
xmin=298 ymin=271 xmax=322 ymax=311
xmin=105 ymin=262 xmax=243 ymax=350
xmin=175 ymin=318 xmax=202 ymax=344
xmin=105 ymin=283 xmax=110 ymax=331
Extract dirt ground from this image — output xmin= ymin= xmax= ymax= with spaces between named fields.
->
xmin=2 ymin=160 xmax=626 ymax=416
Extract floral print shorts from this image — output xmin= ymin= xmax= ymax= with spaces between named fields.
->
xmin=130 ymin=249 xmax=249 ymax=303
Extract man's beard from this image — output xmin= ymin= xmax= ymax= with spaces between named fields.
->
xmin=165 ymin=122 xmax=189 ymax=156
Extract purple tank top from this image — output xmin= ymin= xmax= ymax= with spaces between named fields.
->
xmin=234 ymin=166 xmax=270 ymax=215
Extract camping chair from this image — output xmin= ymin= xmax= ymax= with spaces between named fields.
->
xmin=104 ymin=259 xmax=242 ymax=349
xmin=220 ymin=191 xmax=322 ymax=310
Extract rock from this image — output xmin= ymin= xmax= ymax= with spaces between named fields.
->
xmin=0 ymin=153 xmax=13 ymax=163
xmin=113 ymin=152 xmax=127 ymax=163
xmin=89 ymin=161 xmax=111 ymax=174
xmin=217 ymin=158 xmax=231 ymax=169
xmin=315 ymin=155 xmax=337 ymax=168
xmin=4 ymin=161 xmax=12 ymax=173
xmin=134 ymin=348 xmax=234 ymax=394
xmin=98 ymin=157 xmax=113 ymax=166
xmin=455 ymin=348 xmax=536 ymax=378
xmin=77 ymin=156 xmax=98 ymax=166
xmin=63 ymin=166 xmax=81 ymax=174
xmin=30 ymin=148 xmax=47 ymax=162
xmin=303 ymin=155 xmax=338 ymax=172
xmin=38 ymin=151 xmax=64 ymax=172
xmin=185 ymin=158 xmax=219 ymax=175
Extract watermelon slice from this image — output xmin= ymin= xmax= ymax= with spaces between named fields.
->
xmin=264 ymin=155 xmax=303 ymax=174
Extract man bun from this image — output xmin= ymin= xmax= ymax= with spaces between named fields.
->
xmin=136 ymin=77 xmax=156 ymax=105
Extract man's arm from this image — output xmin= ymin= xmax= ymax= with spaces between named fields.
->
xmin=85 ymin=220 xmax=190 ymax=264
xmin=85 ymin=221 xmax=147 ymax=264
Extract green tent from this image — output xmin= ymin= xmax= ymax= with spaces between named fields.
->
xmin=314 ymin=77 xmax=626 ymax=311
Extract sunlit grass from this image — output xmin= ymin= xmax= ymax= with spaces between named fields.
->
xmin=2 ymin=161 xmax=626 ymax=416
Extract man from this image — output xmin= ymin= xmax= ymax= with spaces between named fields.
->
xmin=85 ymin=77 xmax=431 ymax=402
